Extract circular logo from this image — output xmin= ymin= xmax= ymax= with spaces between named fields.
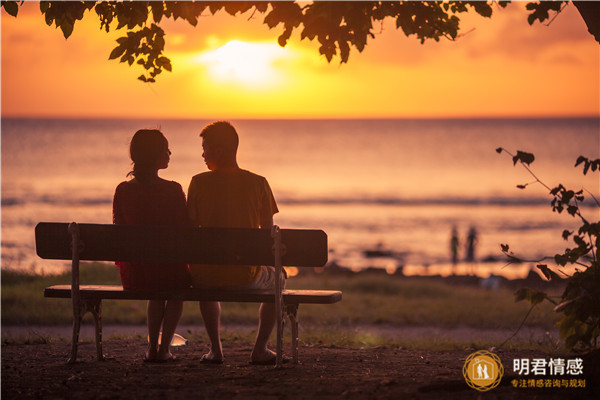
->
xmin=463 ymin=350 xmax=504 ymax=392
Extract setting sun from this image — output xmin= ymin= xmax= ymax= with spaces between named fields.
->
xmin=1 ymin=1 xmax=598 ymax=118
xmin=194 ymin=40 xmax=290 ymax=88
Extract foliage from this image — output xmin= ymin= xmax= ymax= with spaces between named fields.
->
xmin=497 ymin=147 xmax=600 ymax=351
xmin=3 ymin=0 xmax=592 ymax=82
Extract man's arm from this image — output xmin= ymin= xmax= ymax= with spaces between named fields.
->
xmin=187 ymin=178 xmax=199 ymax=227
xmin=260 ymin=215 xmax=273 ymax=230
xmin=259 ymin=178 xmax=277 ymax=229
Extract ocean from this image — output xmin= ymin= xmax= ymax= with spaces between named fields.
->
xmin=1 ymin=117 xmax=598 ymax=278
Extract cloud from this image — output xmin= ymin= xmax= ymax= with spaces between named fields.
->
xmin=464 ymin=2 xmax=597 ymax=62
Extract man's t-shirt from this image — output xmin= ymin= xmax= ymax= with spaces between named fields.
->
xmin=187 ymin=169 xmax=278 ymax=287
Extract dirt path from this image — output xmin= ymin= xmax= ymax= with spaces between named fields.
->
xmin=1 ymin=323 xmax=558 ymax=344
xmin=2 ymin=338 xmax=598 ymax=399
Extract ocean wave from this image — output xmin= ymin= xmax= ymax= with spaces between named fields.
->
xmin=0 ymin=198 xmax=21 ymax=206
xmin=276 ymin=196 xmax=565 ymax=207
xmin=1 ymin=195 xmax=112 ymax=207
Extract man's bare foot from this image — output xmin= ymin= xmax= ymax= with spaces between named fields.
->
xmin=250 ymin=348 xmax=277 ymax=365
xmin=200 ymin=350 xmax=224 ymax=364
xmin=156 ymin=349 xmax=175 ymax=363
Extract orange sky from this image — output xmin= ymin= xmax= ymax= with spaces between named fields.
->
xmin=1 ymin=1 xmax=599 ymax=119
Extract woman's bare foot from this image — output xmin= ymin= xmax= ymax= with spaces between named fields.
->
xmin=144 ymin=346 xmax=158 ymax=362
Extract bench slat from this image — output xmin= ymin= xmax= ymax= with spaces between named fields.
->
xmin=44 ymin=285 xmax=342 ymax=305
xmin=35 ymin=223 xmax=327 ymax=267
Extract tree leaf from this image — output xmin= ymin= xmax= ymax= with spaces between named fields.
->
xmin=108 ymin=45 xmax=126 ymax=60
xmin=2 ymin=1 xmax=19 ymax=17
xmin=583 ymin=162 xmax=590 ymax=175
xmin=39 ymin=1 xmax=51 ymax=14
xmin=60 ymin=21 xmax=74 ymax=39
xmin=514 ymin=287 xmax=547 ymax=305
xmin=470 ymin=2 xmax=493 ymax=18
xmin=567 ymin=205 xmax=578 ymax=216
xmin=575 ymin=155 xmax=587 ymax=167
xmin=537 ymin=264 xmax=560 ymax=281
xmin=512 ymin=150 xmax=535 ymax=166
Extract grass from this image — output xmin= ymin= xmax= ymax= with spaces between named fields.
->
xmin=286 ymin=274 xmax=560 ymax=330
xmin=2 ymin=263 xmax=560 ymax=328
xmin=1 ymin=263 xmax=564 ymax=350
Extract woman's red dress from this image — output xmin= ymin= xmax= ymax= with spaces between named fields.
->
xmin=112 ymin=179 xmax=191 ymax=292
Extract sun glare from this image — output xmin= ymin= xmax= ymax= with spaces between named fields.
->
xmin=195 ymin=40 xmax=289 ymax=87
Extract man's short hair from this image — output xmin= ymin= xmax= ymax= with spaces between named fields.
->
xmin=200 ymin=121 xmax=239 ymax=154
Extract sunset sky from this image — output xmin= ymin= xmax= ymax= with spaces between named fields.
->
xmin=1 ymin=1 xmax=599 ymax=119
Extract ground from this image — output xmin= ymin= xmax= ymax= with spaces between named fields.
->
xmin=2 ymin=337 xmax=598 ymax=399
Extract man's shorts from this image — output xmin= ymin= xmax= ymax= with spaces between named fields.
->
xmin=239 ymin=266 xmax=286 ymax=290
xmin=196 ymin=266 xmax=286 ymax=291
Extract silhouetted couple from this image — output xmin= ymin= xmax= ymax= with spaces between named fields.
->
xmin=113 ymin=122 xmax=281 ymax=365
xmin=450 ymin=225 xmax=478 ymax=270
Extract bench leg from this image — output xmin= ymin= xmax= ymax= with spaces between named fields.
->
xmin=86 ymin=299 xmax=104 ymax=361
xmin=68 ymin=303 xmax=84 ymax=364
xmin=68 ymin=299 xmax=104 ymax=363
xmin=286 ymin=304 xmax=299 ymax=364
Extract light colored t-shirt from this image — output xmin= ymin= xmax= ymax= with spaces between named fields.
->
xmin=187 ymin=169 xmax=278 ymax=287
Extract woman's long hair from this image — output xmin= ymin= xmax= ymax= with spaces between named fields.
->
xmin=128 ymin=129 xmax=168 ymax=181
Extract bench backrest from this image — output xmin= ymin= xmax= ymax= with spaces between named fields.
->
xmin=35 ymin=223 xmax=328 ymax=267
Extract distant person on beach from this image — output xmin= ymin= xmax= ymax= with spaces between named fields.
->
xmin=187 ymin=121 xmax=281 ymax=365
xmin=465 ymin=226 xmax=478 ymax=263
xmin=450 ymin=226 xmax=459 ymax=273
xmin=113 ymin=129 xmax=191 ymax=363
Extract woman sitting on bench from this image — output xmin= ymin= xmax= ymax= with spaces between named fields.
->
xmin=112 ymin=129 xmax=191 ymax=363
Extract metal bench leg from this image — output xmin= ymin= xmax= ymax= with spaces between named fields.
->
xmin=68 ymin=305 xmax=83 ymax=364
xmin=86 ymin=299 xmax=104 ymax=361
xmin=68 ymin=222 xmax=82 ymax=364
xmin=271 ymin=226 xmax=285 ymax=368
xmin=68 ymin=299 xmax=104 ymax=363
xmin=286 ymin=304 xmax=299 ymax=364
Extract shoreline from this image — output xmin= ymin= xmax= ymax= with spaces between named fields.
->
xmin=1 ymin=259 xmax=564 ymax=289
xmin=298 ymin=263 xmax=566 ymax=291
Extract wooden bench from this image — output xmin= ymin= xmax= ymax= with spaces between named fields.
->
xmin=36 ymin=222 xmax=341 ymax=366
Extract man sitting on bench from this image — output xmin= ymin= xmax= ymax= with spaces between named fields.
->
xmin=187 ymin=121 xmax=283 ymax=365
